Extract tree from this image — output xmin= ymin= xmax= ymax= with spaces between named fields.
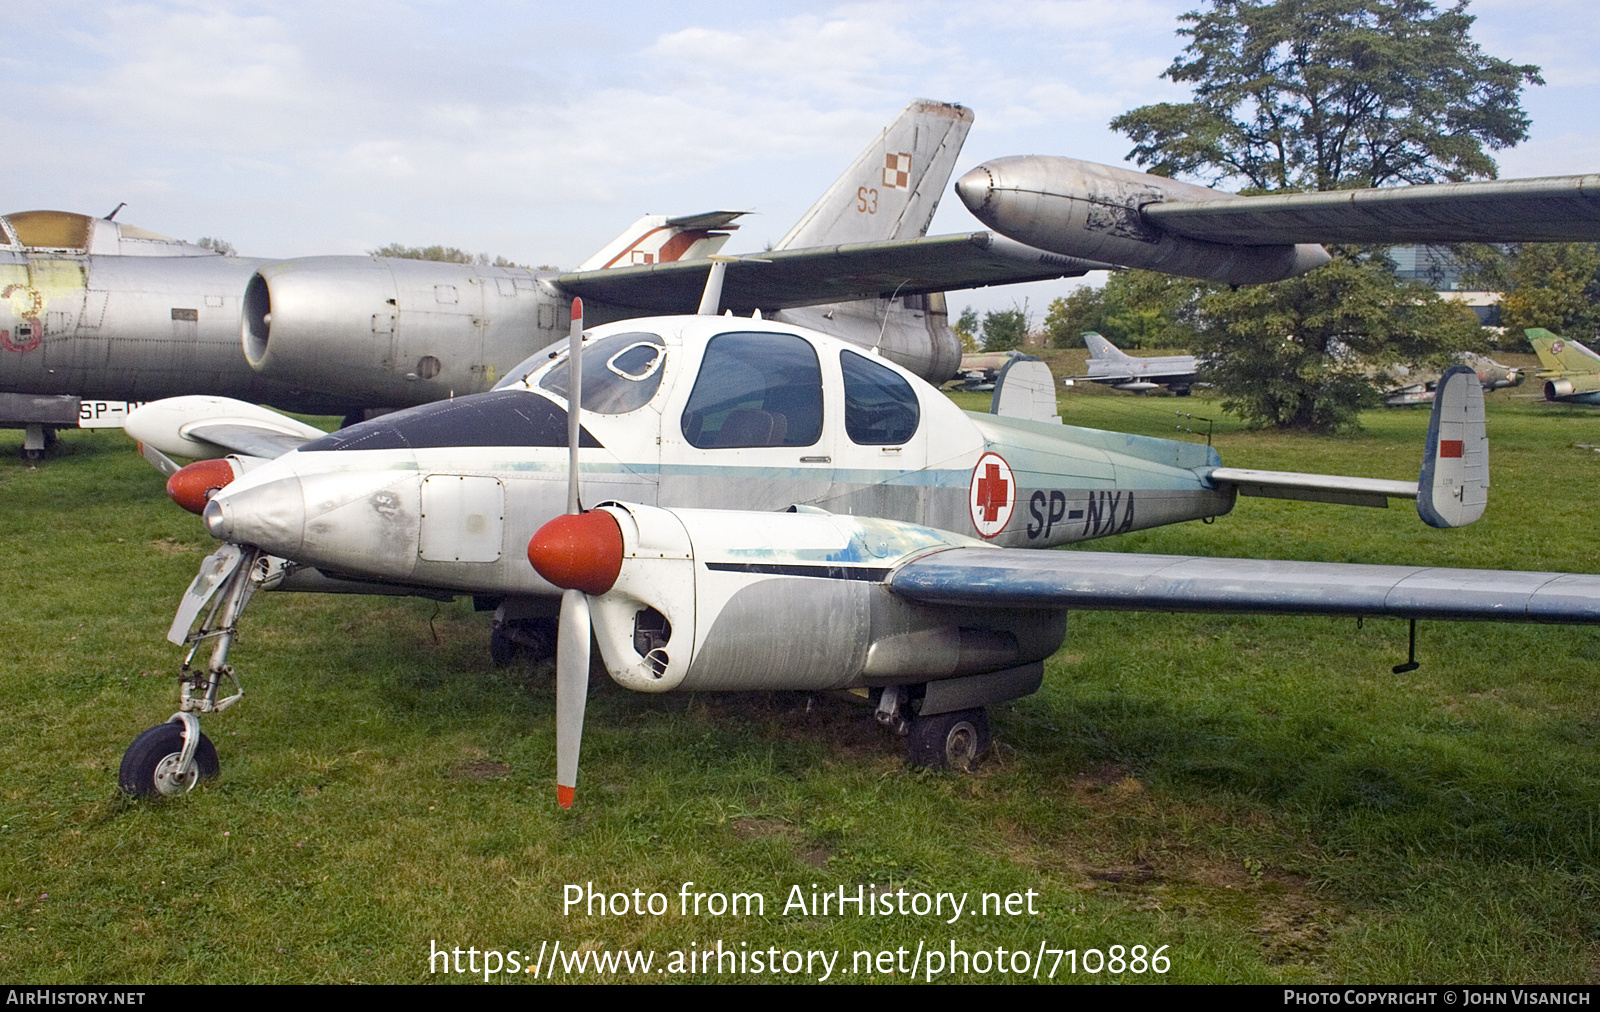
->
xmin=196 ymin=236 xmax=236 ymax=257
xmin=954 ymin=306 xmax=980 ymax=352
xmin=1042 ymin=287 xmax=1105 ymax=348
xmin=1496 ymin=244 xmax=1600 ymax=344
xmin=1195 ymin=249 xmax=1482 ymax=430
xmin=1109 ymin=0 xmax=1537 ymax=430
xmin=1112 ymin=0 xmax=1542 ymax=191
xmin=368 ymin=244 xmax=528 ymax=268
xmin=981 ymin=308 xmax=1029 ymax=351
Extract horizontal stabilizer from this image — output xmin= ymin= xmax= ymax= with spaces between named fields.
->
xmin=1206 ymin=467 xmax=1417 ymax=508
xmin=1417 ymin=365 xmax=1488 ymax=528
xmin=890 ymin=549 xmax=1600 ymax=624
xmin=557 ymin=232 xmax=1110 ymax=314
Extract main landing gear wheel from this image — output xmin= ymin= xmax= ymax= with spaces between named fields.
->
xmin=907 ymin=708 xmax=990 ymax=771
xmin=490 ymin=617 xmax=558 ymax=666
xmin=119 ymin=721 xmax=219 ymax=797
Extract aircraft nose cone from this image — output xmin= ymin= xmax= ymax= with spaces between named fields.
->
xmin=528 ymin=511 xmax=623 ymax=595
xmin=955 ymin=165 xmax=995 ymax=215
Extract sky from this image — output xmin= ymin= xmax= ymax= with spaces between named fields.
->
xmin=5 ymin=0 xmax=1596 ymax=319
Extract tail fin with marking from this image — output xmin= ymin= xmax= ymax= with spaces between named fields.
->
xmin=772 ymin=99 xmax=973 ymax=250
xmin=576 ymin=211 xmax=745 ymax=271
xmin=1082 ymin=332 xmax=1133 ymax=363
xmin=1417 ymin=365 xmax=1488 ymax=529
xmin=1527 ymin=328 xmax=1600 ymax=375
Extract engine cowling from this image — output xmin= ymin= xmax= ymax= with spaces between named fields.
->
xmin=956 ymin=156 xmax=1331 ymax=286
xmin=243 ymin=257 xmax=563 ymax=406
xmin=556 ymin=503 xmax=1065 ymax=696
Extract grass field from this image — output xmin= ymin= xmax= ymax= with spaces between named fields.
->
xmin=0 ymin=389 xmax=1597 ymax=984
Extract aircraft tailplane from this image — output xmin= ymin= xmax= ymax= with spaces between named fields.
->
xmin=1417 ymin=365 xmax=1488 ymax=529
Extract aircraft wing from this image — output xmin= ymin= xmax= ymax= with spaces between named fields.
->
xmin=1142 ymin=174 xmax=1600 ymax=246
xmin=554 ymin=232 xmax=1111 ymax=313
xmin=888 ymin=549 xmax=1600 ymax=624
xmin=179 ymin=423 xmax=320 ymax=459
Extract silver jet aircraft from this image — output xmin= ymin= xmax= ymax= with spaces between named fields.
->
xmin=1069 ymin=332 xmax=1200 ymax=395
xmin=1 ymin=101 xmax=1107 ymax=457
xmin=1382 ymin=351 xmax=1524 ymax=407
xmin=955 ymin=156 xmax=1600 ymax=276
xmin=118 ymin=294 xmax=1600 ymax=805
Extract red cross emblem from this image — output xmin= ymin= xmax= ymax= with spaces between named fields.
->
xmin=968 ymin=452 xmax=1015 ymax=538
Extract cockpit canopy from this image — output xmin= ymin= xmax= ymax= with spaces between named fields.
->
xmin=0 ymin=210 xmax=219 ymax=257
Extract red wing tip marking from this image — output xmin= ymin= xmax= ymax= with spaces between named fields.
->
xmin=1439 ymin=439 xmax=1464 ymax=459
xmin=557 ymin=785 xmax=575 ymax=808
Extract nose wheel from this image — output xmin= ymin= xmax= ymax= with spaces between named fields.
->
xmin=119 ymin=715 xmax=220 ymax=797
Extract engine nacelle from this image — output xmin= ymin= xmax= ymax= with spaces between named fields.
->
xmin=243 ymin=257 xmax=564 ymax=406
xmin=1545 ymin=376 xmax=1600 ymax=400
xmin=584 ymin=503 xmax=1066 ymax=696
xmin=956 ymin=156 xmax=1331 ymax=286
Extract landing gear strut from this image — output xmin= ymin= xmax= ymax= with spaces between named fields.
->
xmin=120 ymin=545 xmax=264 ymax=796
xmin=490 ymin=617 xmax=558 ymax=665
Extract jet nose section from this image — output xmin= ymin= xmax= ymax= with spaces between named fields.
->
xmin=205 ymin=474 xmax=306 ymax=556
xmin=955 ymin=165 xmax=996 ymax=216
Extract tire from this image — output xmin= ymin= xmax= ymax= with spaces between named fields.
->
xmin=119 ymin=722 xmax=220 ymax=797
xmin=489 ymin=626 xmax=517 ymax=666
xmin=906 ymin=708 xmax=990 ymax=771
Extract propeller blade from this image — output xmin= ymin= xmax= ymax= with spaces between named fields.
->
xmin=566 ymin=298 xmax=583 ymax=516
xmin=555 ymin=587 xmax=590 ymax=808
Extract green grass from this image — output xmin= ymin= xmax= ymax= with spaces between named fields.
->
xmin=0 ymin=397 xmax=1597 ymax=984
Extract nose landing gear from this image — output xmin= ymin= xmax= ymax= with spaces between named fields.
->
xmin=120 ymin=545 xmax=263 ymax=797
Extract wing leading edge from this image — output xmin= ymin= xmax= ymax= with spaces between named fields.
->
xmin=889 ymin=549 xmax=1600 ymax=625
xmin=554 ymin=232 xmax=1111 ymax=314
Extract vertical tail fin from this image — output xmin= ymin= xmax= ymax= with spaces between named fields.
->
xmin=771 ymin=99 xmax=973 ymax=250
xmin=576 ymin=211 xmax=746 ymax=271
xmin=1417 ymin=365 xmax=1488 ymax=529
xmin=1082 ymin=332 xmax=1130 ymax=362
xmin=1527 ymin=328 xmax=1600 ymax=373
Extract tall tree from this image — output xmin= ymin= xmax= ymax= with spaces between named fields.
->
xmin=1110 ymin=0 xmax=1538 ymax=430
xmin=1113 ymin=0 xmax=1541 ymax=191
xmin=1498 ymin=244 xmax=1600 ymax=343
xmin=981 ymin=308 xmax=1030 ymax=352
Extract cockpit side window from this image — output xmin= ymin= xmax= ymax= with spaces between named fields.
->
xmin=535 ymin=332 xmax=666 ymax=414
xmin=681 ymin=332 xmax=823 ymax=448
xmin=841 ymin=350 xmax=919 ymax=445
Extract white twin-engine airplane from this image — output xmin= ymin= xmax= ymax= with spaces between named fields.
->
xmin=121 ymin=294 xmax=1600 ymax=806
